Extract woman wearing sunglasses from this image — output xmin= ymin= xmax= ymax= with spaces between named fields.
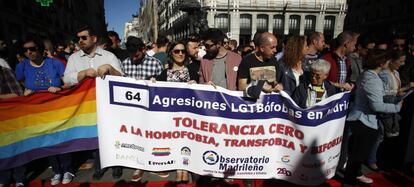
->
xmin=151 ymin=41 xmax=197 ymax=183
xmin=154 ymin=41 xmax=198 ymax=83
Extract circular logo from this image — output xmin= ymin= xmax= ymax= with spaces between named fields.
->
xmin=202 ymin=150 xmax=219 ymax=165
xmin=281 ymin=155 xmax=290 ymax=163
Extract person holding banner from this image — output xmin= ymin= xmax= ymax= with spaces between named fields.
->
xmin=238 ymin=32 xmax=284 ymax=98
xmin=152 ymin=41 xmax=198 ymax=183
xmin=63 ymin=26 xmax=124 ymax=180
xmin=15 ymin=37 xmax=76 ymax=185
xmin=292 ymin=59 xmax=336 ymax=108
xmin=345 ymin=49 xmax=402 ymax=185
xmin=63 ymin=26 xmax=123 ymax=86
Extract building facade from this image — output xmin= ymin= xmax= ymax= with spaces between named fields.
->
xmin=0 ymin=0 xmax=106 ymax=43
xmin=345 ymin=0 xmax=414 ymax=38
xmin=124 ymin=0 xmax=158 ymax=43
xmin=158 ymin=0 xmax=347 ymax=45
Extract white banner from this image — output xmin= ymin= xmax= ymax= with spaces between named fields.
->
xmin=96 ymin=76 xmax=350 ymax=186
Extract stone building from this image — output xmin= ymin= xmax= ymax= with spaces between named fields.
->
xmin=157 ymin=0 xmax=347 ymax=45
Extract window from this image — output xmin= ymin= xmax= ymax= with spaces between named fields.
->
xmin=240 ymin=14 xmax=252 ymax=30
xmin=273 ymin=15 xmax=284 ymax=35
xmin=257 ymin=14 xmax=268 ymax=32
xmin=215 ymin=14 xmax=229 ymax=29
xmin=324 ymin=16 xmax=335 ymax=41
xmin=304 ymin=15 xmax=316 ymax=35
xmin=289 ymin=15 xmax=300 ymax=35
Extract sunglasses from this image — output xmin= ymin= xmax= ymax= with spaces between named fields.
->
xmin=172 ymin=49 xmax=186 ymax=54
xmin=24 ymin=46 xmax=38 ymax=52
xmin=77 ymin=35 xmax=89 ymax=41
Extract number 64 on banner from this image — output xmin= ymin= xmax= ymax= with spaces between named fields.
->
xmin=109 ymin=81 xmax=149 ymax=109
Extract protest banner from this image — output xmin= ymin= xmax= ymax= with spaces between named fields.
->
xmin=97 ymin=76 xmax=350 ymax=186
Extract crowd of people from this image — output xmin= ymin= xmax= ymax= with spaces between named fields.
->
xmin=1 ymin=25 xmax=414 ymax=186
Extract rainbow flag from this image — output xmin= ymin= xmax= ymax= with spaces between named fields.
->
xmin=0 ymin=79 xmax=98 ymax=170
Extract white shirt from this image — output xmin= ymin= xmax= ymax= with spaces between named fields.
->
xmin=64 ymin=47 xmax=123 ymax=85
xmin=0 ymin=58 xmax=11 ymax=69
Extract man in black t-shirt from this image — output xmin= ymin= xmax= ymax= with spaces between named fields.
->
xmin=237 ymin=32 xmax=284 ymax=97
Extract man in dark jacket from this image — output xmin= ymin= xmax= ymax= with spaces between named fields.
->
xmin=292 ymin=59 xmax=336 ymax=108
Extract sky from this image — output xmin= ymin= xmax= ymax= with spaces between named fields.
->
xmin=104 ymin=0 xmax=140 ymax=41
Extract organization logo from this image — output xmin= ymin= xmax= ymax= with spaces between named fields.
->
xmin=115 ymin=153 xmax=144 ymax=165
xmin=181 ymin=147 xmax=191 ymax=156
xmin=152 ymin=147 xmax=170 ymax=156
xmin=202 ymin=150 xmax=219 ymax=165
xmin=276 ymin=168 xmax=292 ymax=176
xmin=182 ymin=157 xmax=189 ymax=165
xmin=281 ymin=155 xmax=290 ymax=163
xmin=328 ymin=153 xmax=340 ymax=162
xmin=148 ymin=160 xmax=175 ymax=165
xmin=115 ymin=141 xmax=145 ymax=152
xmin=202 ymin=151 xmax=270 ymax=172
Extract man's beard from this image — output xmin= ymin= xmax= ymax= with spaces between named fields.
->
xmin=204 ymin=49 xmax=218 ymax=60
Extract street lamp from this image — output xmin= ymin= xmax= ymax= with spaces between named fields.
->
xmin=228 ymin=0 xmax=231 ymax=37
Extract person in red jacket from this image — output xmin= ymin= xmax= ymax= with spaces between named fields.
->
xmin=322 ymin=31 xmax=358 ymax=91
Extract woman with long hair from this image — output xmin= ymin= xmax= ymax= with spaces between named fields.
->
xmin=155 ymin=41 xmax=198 ymax=82
xmin=282 ymin=35 xmax=308 ymax=94
xmin=153 ymin=41 xmax=197 ymax=183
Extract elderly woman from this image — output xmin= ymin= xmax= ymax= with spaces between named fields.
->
xmin=345 ymin=49 xmax=402 ymax=185
xmin=292 ymin=59 xmax=336 ymax=108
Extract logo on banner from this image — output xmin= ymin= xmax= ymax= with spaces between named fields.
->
xmin=115 ymin=141 xmax=145 ymax=152
xmin=181 ymin=147 xmax=191 ymax=156
xmin=328 ymin=152 xmax=340 ymax=162
xmin=276 ymin=168 xmax=292 ymax=176
xmin=148 ymin=160 xmax=175 ymax=165
xmin=115 ymin=153 xmax=144 ymax=165
xmin=203 ymin=150 xmax=219 ymax=165
xmin=183 ymin=157 xmax=189 ymax=165
xmin=152 ymin=147 xmax=170 ymax=156
xmin=281 ymin=155 xmax=290 ymax=163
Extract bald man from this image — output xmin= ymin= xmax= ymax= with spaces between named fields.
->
xmin=237 ymin=32 xmax=285 ymax=97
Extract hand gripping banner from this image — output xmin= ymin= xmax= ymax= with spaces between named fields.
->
xmin=97 ymin=76 xmax=350 ymax=186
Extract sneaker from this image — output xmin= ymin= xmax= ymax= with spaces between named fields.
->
xmin=15 ymin=183 xmax=24 ymax=187
xmin=356 ymin=175 xmax=373 ymax=184
xmin=62 ymin=172 xmax=74 ymax=184
xmin=50 ymin=174 xmax=62 ymax=185
xmin=131 ymin=170 xmax=144 ymax=182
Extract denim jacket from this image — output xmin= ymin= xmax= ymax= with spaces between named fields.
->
xmin=347 ymin=70 xmax=401 ymax=129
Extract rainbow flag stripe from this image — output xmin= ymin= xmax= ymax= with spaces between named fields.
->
xmin=0 ymin=79 xmax=98 ymax=170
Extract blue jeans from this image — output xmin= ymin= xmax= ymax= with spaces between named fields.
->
xmin=367 ymin=124 xmax=384 ymax=164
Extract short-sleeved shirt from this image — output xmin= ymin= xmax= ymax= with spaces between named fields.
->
xmin=237 ymin=53 xmax=284 ymax=85
xmin=64 ymin=47 xmax=123 ymax=85
xmin=16 ymin=58 xmax=65 ymax=91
